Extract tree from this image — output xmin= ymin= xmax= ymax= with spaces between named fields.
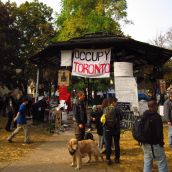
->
xmin=151 ymin=28 xmax=172 ymax=49
xmin=0 ymin=0 xmax=55 ymax=94
xmin=14 ymin=0 xmax=55 ymax=94
xmin=151 ymin=28 xmax=172 ymax=88
xmin=54 ymin=0 xmax=128 ymax=41
xmin=166 ymin=28 xmax=172 ymax=49
xmin=0 ymin=1 xmax=21 ymax=89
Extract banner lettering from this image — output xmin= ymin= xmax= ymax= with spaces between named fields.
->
xmin=72 ymin=49 xmax=111 ymax=78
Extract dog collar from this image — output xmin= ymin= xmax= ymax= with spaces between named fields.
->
xmin=69 ymin=149 xmax=76 ymax=156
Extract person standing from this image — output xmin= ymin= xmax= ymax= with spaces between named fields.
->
xmin=87 ymin=105 xmax=97 ymax=131
xmin=142 ymin=100 xmax=168 ymax=172
xmin=5 ymin=92 xmax=16 ymax=131
xmin=164 ymin=91 xmax=172 ymax=148
xmin=74 ymin=91 xmax=87 ymax=141
xmin=7 ymin=97 xmax=30 ymax=144
xmin=95 ymin=105 xmax=104 ymax=149
xmin=103 ymin=98 xmax=123 ymax=165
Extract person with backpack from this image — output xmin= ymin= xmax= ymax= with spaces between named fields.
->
xmin=133 ymin=99 xmax=168 ymax=172
xmin=102 ymin=97 xmax=123 ymax=165
xmin=163 ymin=91 xmax=172 ymax=148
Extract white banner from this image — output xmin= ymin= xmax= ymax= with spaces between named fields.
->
xmin=61 ymin=50 xmax=72 ymax=66
xmin=114 ymin=62 xmax=133 ymax=77
xmin=72 ymin=49 xmax=111 ymax=78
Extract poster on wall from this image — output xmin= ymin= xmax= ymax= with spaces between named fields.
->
xmin=114 ymin=62 xmax=133 ymax=77
xmin=115 ymin=77 xmax=139 ymax=112
xmin=72 ymin=48 xmax=111 ymax=78
xmin=61 ymin=50 xmax=72 ymax=66
xmin=58 ymin=70 xmax=70 ymax=86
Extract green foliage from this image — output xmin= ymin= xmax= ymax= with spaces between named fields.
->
xmin=15 ymin=0 xmax=55 ymax=94
xmin=54 ymin=0 xmax=128 ymax=41
xmin=16 ymin=0 xmax=55 ymax=56
xmin=0 ymin=0 xmax=55 ymax=93
xmin=71 ymin=76 xmax=112 ymax=93
xmin=0 ymin=1 xmax=21 ymax=88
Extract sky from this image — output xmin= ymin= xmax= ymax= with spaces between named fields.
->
xmin=2 ymin=0 xmax=172 ymax=43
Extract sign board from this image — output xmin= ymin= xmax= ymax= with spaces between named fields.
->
xmin=117 ymin=102 xmax=131 ymax=112
xmin=58 ymin=70 xmax=70 ymax=86
xmin=115 ymin=77 xmax=139 ymax=110
xmin=61 ymin=50 xmax=72 ymax=66
xmin=114 ymin=62 xmax=133 ymax=77
xmin=72 ymin=48 xmax=111 ymax=78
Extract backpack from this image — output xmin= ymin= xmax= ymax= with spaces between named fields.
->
xmin=84 ymin=132 xmax=94 ymax=140
xmin=132 ymin=114 xmax=156 ymax=144
xmin=104 ymin=105 xmax=118 ymax=129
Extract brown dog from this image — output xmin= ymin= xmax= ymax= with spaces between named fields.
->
xmin=68 ymin=138 xmax=104 ymax=170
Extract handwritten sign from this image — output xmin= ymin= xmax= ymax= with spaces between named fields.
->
xmin=114 ymin=62 xmax=133 ymax=77
xmin=115 ymin=77 xmax=139 ymax=109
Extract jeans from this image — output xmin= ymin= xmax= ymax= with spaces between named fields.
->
xmin=98 ymin=135 xmax=103 ymax=149
xmin=74 ymin=122 xmax=85 ymax=141
xmin=104 ymin=128 xmax=120 ymax=160
xmin=142 ymin=144 xmax=168 ymax=172
xmin=168 ymin=126 xmax=172 ymax=148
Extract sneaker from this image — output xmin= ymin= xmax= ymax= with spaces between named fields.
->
xmin=100 ymin=148 xmax=106 ymax=154
xmin=7 ymin=139 xmax=12 ymax=143
xmin=115 ymin=158 xmax=120 ymax=164
xmin=87 ymin=128 xmax=92 ymax=132
xmin=106 ymin=159 xmax=112 ymax=165
xmin=24 ymin=141 xmax=31 ymax=144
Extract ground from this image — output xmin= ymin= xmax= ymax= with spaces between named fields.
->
xmin=0 ymin=117 xmax=171 ymax=172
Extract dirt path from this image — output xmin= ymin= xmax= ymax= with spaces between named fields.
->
xmin=1 ymin=127 xmax=171 ymax=172
xmin=1 ymin=131 xmax=119 ymax=172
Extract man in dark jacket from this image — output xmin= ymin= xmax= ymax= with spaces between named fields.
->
xmin=74 ymin=91 xmax=87 ymax=141
xmin=103 ymin=97 xmax=123 ymax=165
xmin=5 ymin=92 xmax=16 ymax=131
xmin=142 ymin=100 xmax=168 ymax=172
xmin=164 ymin=91 xmax=172 ymax=148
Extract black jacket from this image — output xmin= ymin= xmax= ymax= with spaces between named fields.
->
xmin=74 ymin=100 xmax=87 ymax=125
xmin=95 ymin=108 xmax=103 ymax=135
xmin=143 ymin=110 xmax=164 ymax=146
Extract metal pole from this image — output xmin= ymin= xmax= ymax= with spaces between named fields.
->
xmin=35 ymin=68 xmax=40 ymax=102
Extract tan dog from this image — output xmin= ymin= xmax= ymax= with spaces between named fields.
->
xmin=68 ymin=138 xmax=104 ymax=170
